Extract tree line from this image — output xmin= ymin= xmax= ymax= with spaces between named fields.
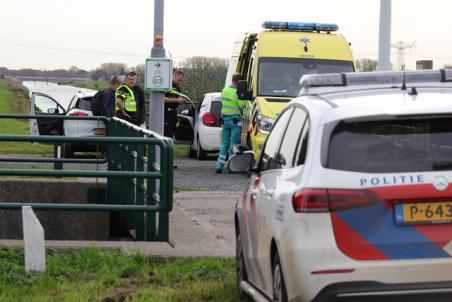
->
xmin=3 ymin=57 xmax=452 ymax=104
xmin=0 ymin=58 xmax=228 ymax=103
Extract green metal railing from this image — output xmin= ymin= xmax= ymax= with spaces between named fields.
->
xmin=0 ymin=114 xmax=173 ymax=241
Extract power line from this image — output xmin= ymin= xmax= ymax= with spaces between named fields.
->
xmin=355 ymin=53 xmax=452 ymax=64
xmin=406 ymin=53 xmax=452 ymax=63
xmin=0 ymin=41 xmax=145 ymax=57
xmin=0 ymin=41 xmax=189 ymax=60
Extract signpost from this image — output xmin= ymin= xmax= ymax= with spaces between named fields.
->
xmin=145 ymin=58 xmax=172 ymax=91
xmin=147 ymin=0 xmax=168 ymax=136
xmin=147 ymin=0 xmax=170 ymax=236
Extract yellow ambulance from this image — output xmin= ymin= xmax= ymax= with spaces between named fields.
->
xmin=233 ymin=21 xmax=355 ymax=157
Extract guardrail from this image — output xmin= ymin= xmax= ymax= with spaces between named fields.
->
xmin=0 ymin=114 xmax=173 ymax=242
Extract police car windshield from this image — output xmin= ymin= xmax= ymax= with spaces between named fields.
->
xmin=258 ymin=58 xmax=354 ymax=97
xmin=326 ymin=118 xmax=452 ymax=173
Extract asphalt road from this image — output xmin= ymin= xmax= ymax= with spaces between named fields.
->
xmin=0 ymin=154 xmax=249 ymax=192
xmin=174 ymin=156 xmax=249 ymax=192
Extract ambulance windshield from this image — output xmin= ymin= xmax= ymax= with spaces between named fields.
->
xmin=258 ymin=58 xmax=354 ymax=97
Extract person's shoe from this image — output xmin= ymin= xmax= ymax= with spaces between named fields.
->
xmin=215 ymin=169 xmax=222 ymax=174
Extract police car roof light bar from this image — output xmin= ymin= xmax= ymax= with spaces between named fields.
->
xmin=300 ymin=69 xmax=452 ymax=88
xmin=262 ymin=21 xmax=339 ymax=32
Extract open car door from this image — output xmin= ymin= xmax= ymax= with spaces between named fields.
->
xmin=173 ymin=93 xmax=195 ymax=144
xmin=29 ymin=92 xmax=66 ymax=136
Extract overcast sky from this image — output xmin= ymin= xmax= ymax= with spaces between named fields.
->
xmin=1 ymin=0 xmax=451 ymax=70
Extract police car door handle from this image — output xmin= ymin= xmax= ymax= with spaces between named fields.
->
xmin=251 ymin=189 xmax=260 ymax=196
xmin=262 ymin=189 xmax=275 ymax=197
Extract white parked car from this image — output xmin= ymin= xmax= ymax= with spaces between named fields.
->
xmin=29 ymin=90 xmax=105 ymax=157
xmin=232 ymin=70 xmax=452 ymax=301
xmin=188 ymin=92 xmax=222 ymax=160
xmin=171 ymin=92 xmax=222 ymax=159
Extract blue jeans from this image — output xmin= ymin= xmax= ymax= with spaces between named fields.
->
xmin=216 ymin=115 xmax=242 ymax=170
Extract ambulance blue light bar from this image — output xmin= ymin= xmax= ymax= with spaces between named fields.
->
xmin=262 ymin=21 xmax=339 ymax=32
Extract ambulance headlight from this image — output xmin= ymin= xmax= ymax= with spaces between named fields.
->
xmin=257 ymin=116 xmax=275 ymax=134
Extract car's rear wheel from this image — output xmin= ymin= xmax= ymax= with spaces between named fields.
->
xmin=272 ymin=252 xmax=288 ymax=302
xmin=196 ymin=139 xmax=207 ymax=160
xmin=63 ymin=144 xmax=74 ymax=158
xmin=187 ymin=145 xmax=197 ymax=158
xmin=236 ymin=232 xmax=248 ymax=301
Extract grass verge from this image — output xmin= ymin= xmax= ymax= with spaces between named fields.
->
xmin=0 ymin=247 xmax=237 ymax=302
xmin=0 ymin=79 xmax=52 ymax=154
xmin=174 ymin=144 xmax=189 ymax=158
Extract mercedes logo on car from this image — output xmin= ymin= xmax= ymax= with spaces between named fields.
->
xmin=433 ymin=176 xmax=449 ymax=191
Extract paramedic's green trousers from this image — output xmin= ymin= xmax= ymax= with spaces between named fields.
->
xmin=216 ymin=115 xmax=242 ymax=170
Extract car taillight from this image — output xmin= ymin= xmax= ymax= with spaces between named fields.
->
xmin=293 ymin=189 xmax=329 ymax=213
xmin=202 ymin=112 xmax=215 ymax=127
xmin=69 ymin=112 xmax=88 ymax=117
xmin=328 ymin=189 xmax=377 ymax=211
xmin=292 ymin=188 xmax=377 ymax=213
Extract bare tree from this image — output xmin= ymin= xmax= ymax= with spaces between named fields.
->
xmin=132 ymin=64 xmax=145 ymax=88
xmin=178 ymin=57 xmax=228 ymax=103
xmin=68 ymin=66 xmax=80 ymax=77
xmin=355 ymin=59 xmax=378 ymax=72
xmin=99 ymin=62 xmax=128 ymax=78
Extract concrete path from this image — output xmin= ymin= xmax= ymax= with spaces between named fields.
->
xmin=1 ymin=191 xmax=241 ymax=257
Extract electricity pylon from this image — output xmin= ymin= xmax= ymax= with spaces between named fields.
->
xmin=391 ymin=41 xmax=417 ymax=70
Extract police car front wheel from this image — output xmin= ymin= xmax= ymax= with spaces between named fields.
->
xmin=272 ymin=253 xmax=288 ymax=302
xmin=236 ymin=232 xmax=249 ymax=301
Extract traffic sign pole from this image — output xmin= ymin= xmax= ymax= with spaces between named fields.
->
xmin=378 ymin=0 xmax=392 ymax=71
xmin=149 ymin=0 xmax=166 ymax=135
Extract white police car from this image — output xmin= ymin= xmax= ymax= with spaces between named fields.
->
xmin=230 ymin=70 xmax=452 ymax=301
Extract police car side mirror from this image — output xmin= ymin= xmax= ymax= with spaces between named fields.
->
xmin=237 ymin=80 xmax=252 ymax=101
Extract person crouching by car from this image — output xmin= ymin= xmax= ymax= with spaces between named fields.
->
xmin=115 ymin=71 xmax=139 ymax=125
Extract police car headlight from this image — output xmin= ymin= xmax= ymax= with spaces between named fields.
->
xmin=257 ymin=116 xmax=275 ymax=134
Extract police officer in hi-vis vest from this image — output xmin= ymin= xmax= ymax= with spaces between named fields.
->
xmin=115 ymin=71 xmax=139 ymax=125
xmin=216 ymin=73 xmax=244 ymax=173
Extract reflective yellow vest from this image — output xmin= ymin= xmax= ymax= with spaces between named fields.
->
xmin=115 ymin=85 xmax=137 ymax=112
xmin=221 ymin=86 xmax=244 ymax=117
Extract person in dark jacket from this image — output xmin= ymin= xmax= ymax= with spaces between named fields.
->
xmin=133 ymin=83 xmax=146 ymax=126
xmin=163 ymin=70 xmax=185 ymax=138
xmin=102 ymin=76 xmax=121 ymax=118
